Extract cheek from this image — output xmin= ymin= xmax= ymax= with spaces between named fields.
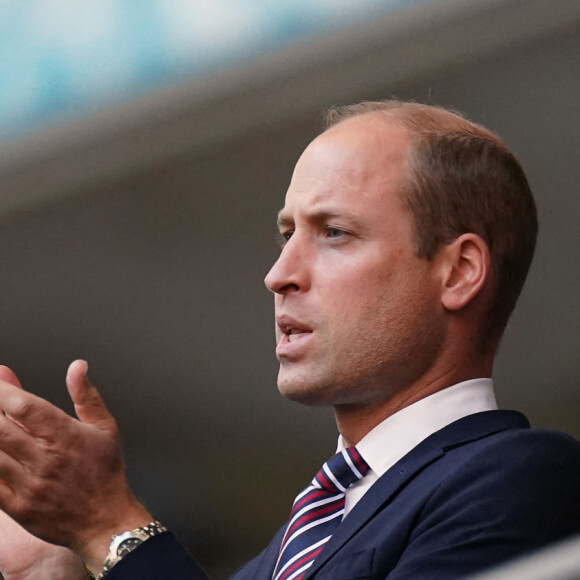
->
xmin=320 ymin=255 xmax=395 ymax=299
xmin=340 ymin=266 xmax=439 ymax=343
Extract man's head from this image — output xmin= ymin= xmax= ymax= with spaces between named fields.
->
xmin=265 ymin=101 xmax=537 ymax=420
xmin=324 ymin=101 xmax=538 ymax=347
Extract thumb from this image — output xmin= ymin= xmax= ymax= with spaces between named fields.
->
xmin=66 ymin=360 xmax=117 ymax=432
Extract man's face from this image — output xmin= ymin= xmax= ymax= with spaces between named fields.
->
xmin=264 ymin=117 xmax=446 ymax=409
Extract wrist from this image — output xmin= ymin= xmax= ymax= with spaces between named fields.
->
xmin=77 ymin=502 xmax=154 ymax=574
xmin=85 ymin=521 xmax=167 ymax=579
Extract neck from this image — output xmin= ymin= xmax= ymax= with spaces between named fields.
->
xmin=335 ymin=363 xmax=492 ymax=447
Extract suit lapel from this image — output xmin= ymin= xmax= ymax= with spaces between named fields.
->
xmin=302 ymin=410 xmax=529 ymax=579
xmin=251 ymin=527 xmax=286 ymax=580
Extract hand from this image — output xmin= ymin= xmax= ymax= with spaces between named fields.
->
xmin=0 ymin=368 xmax=86 ymax=580
xmin=0 ymin=509 xmax=86 ymax=580
xmin=0 ymin=362 xmax=153 ymax=573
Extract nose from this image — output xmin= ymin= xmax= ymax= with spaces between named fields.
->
xmin=264 ymin=236 xmax=310 ymax=295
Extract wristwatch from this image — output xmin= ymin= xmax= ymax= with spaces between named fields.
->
xmin=96 ymin=521 xmax=167 ymax=579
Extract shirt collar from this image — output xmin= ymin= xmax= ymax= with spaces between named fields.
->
xmin=337 ymin=378 xmax=497 ymax=477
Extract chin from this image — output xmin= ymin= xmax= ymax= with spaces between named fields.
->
xmin=276 ymin=369 xmax=346 ymax=407
xmin=278 ymin=385 xmax=326 ymax=406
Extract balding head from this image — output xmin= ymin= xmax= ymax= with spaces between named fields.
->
xmin=324 ymin=101 xmax=538 ymax=347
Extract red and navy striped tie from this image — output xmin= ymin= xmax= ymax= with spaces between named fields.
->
xmin=272 ymin=447 xmax=370 ymax=580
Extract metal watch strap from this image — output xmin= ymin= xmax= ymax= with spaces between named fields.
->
xmin=95 ymin=520 xmax=167 ymax=579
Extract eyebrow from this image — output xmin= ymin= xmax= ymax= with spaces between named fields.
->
xmin=276 ymin=211 xmax=293 ymax=228
xmin=276 ymin=207 xmax=363 ymax=229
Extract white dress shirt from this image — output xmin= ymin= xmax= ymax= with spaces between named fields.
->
xmin=337 ymin=378 xmax=497 ymax=516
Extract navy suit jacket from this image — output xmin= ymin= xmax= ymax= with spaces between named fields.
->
xmin=106 ymin=411 xmax=580 ymax=579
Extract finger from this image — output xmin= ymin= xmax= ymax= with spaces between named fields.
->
xmin=0 ymin=368 xmax=27 ymax=431
xmin=66 ymin=361 xmax=117 ymax=433
xmin=0 ymin=446 xmax=26 ymax=493
xmin=0 ymin=465 xmax=16 ymax=506
xmin=0 ymin=381 xmax=64 ymax=438
xmin=0 ymin=412 xmax=36 ymax=463
xmin=0 ymin=366 xmax=23 ymax=389
xmin=0 ymin=415 xmax=33 ymax=499
xmin=0 ymin=412 xmax=35 ymax=505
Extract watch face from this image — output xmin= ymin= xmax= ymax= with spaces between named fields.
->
xmin=117 ymin=537 xmax=143 ymax=558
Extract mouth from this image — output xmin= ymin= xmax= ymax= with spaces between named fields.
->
xmin=276 ymin=316 xmax=313 ymax=349
xmin=286 ymin=330 xmax=310 ymax=342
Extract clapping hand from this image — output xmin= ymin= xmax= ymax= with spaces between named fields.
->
xmin=0 ymin=362 xmax=152 ymax=576
xmin=0 ymin=366 xmax=86 ymax=579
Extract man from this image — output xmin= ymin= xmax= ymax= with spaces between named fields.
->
xmin=0 ymin=100 xmax=579 ymax=579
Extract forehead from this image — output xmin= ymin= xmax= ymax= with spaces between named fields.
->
xmin=279 ymin=117 xmax=411 ymax=221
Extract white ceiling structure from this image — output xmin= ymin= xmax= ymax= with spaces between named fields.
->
xmin=0 ymin=0 xmax=579 ymax=576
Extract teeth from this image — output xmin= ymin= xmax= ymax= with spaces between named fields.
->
xmin=288 ymin=332 xmax=307 ymax=342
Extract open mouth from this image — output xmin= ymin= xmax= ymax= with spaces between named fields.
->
xmin=277 ymin=316 xmax=313 ymax=345
xmin=286 ymin=329 xmax=311 ymax=342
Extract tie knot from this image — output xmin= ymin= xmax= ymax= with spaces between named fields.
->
xmin=314 ymin=447 xmax=370 ymax=493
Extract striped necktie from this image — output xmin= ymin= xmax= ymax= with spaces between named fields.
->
xmin=272 ymin=447 xmax=370 ymax=580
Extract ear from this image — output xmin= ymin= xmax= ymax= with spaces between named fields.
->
xmin=439 ymin=234 xmax=491 ymax=311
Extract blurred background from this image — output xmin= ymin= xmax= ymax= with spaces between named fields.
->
xmin=0 ymin=0 xmax=579 ymax=576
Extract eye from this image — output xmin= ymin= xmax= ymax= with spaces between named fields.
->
xmin=325 ymin=227 xmax=346 ymax=239
xmin=276 ymin=230 xmax=294 ymax=247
